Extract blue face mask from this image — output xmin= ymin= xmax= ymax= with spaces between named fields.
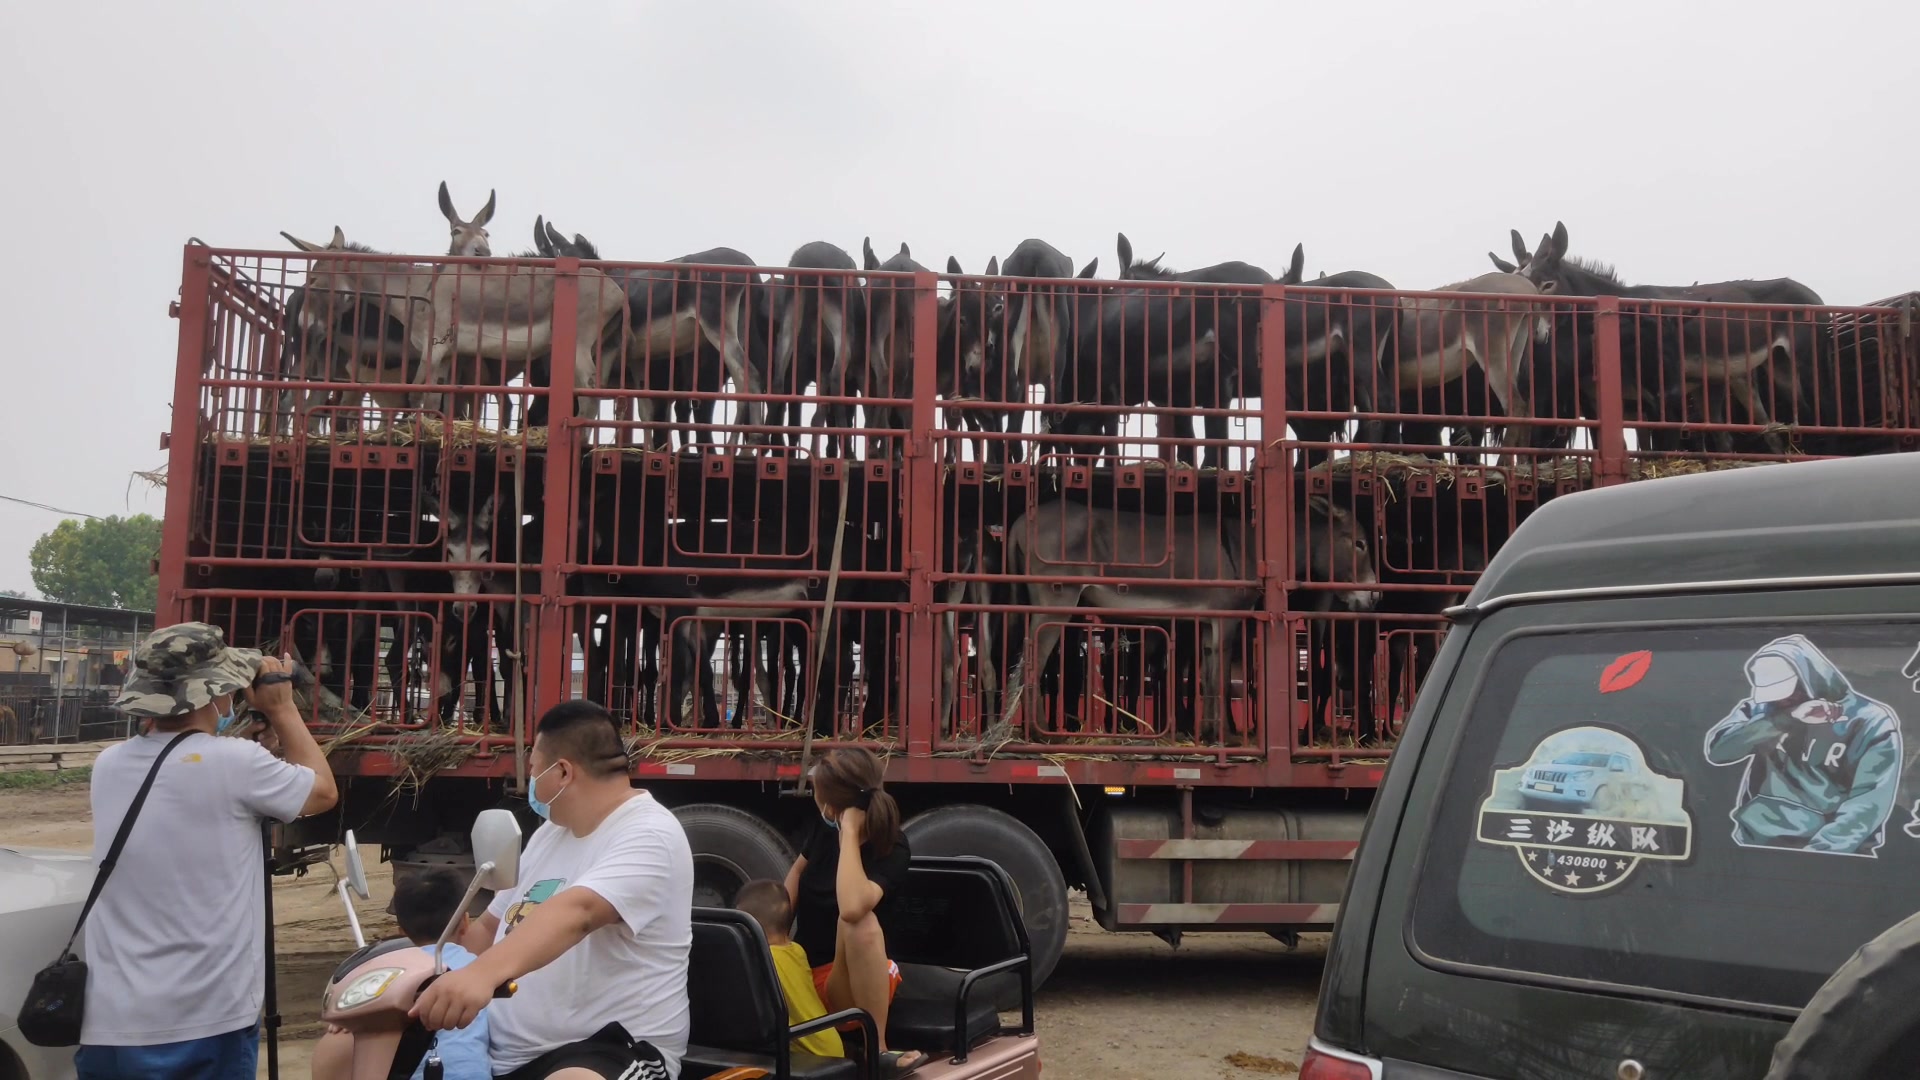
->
xmin=215 ymin=698 xmax=242 ymax=735
xmin=821 ymin=810 xmax=839 ymax=830
xmin=528 ymin=762 xmax=568 ymax=821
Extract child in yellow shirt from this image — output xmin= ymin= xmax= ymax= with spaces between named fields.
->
xmin=735 ymin=879 xmax=845 ymax=1059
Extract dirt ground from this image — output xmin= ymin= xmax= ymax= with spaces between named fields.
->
xmin=3 ymin=782 xmax=1323 ymax=1080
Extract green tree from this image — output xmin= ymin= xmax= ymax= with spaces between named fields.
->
xmin=28 ymin=515 xmax=162 ymax=610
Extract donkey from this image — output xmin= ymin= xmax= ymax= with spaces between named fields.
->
xmin=437 ymin=182 xmax=495 ymax=257
xmin=988 ymin=240 xmax=1096 ymax=462
xmin=1104 ymin=233 xmax=1289 ymax=468
xmin=1384 ymin=271 xmax=1555 ymax=460
xmin=544 ymin=220 xmax=773 ymax=449
xmin=274 ymin=240 xmax=418 ymax=434
xmin=1310 ymin=523 xmax=1485 ymax=746
xmin=771 ymin=241 xmax=865 ymax=456
xmin=1514 ymin=221 xmax=1822 ymax=454
xmin=282 ymin=215 xmax=627 ymax=426
xmin=996 ymin=496 xmax=1377 ymax=742
xmin=859 ymin=239 xmax=935 ymax=459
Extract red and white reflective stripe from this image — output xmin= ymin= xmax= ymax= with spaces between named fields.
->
xmin=1114 ymin=902 xmax=1341 ymax=925
xmin=1141 ymin=766 xmax=1203 ymax=781
xmin=1301 ymin=1037 xmax=1382 ymax=1080
xmin=1114 ymin=838 xmax=1359 ymax=861
xmin=633 ymin=762 xmax=696 ymax=777
xmin=1009 ymin=764 xmax=1069 ymax=779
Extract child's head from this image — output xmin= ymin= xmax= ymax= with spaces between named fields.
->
xmin=393 ymin=868 xmax=469 ymax=947
xmin=734 ymin=879 xmax=793 ymax=946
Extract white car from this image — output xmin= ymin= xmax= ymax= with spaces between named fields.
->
xmin=0 ymin=847 xmax=92 ymax=1080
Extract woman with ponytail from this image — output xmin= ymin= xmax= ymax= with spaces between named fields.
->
xmin=782 ymin=748 xmax=924 ymax=1076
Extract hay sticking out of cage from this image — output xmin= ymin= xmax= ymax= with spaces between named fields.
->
xmin=1311 ymin=450 xmax=1765 ymax=489
xmin=224 ymin=417 xmax=548 ymax=450
xmin=382 ymin=725 xmax=479 ymax=792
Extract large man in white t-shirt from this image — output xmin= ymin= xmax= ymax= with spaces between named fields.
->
xmin=411 ymin=700 xmax=693 ymax=1080
xmin=75 ymin=623 xmax=339 ymax=1080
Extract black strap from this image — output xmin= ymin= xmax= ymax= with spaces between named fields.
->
xmin=59 ymin=730 xmax=196 ymax=956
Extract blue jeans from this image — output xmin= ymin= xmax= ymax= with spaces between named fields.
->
xmin=75 ymin=1024 xmax=259 ymax=1080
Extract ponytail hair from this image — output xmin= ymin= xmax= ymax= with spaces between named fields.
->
xmin=812 ymin=747 xmax=902 ymax=856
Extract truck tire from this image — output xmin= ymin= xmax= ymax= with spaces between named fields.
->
xmin=904 ymin=804 xmax=1070 ymax=999
xmin=673 ymin=803 xmax=797 ymax=909
xmin=1766 ymin=909 xmax=1920 ymax=1079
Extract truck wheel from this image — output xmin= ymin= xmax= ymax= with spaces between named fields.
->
xmin=904 ymin=804 xmax=1070 ymax=998
xmin=673 ymin=803 xmax=796 ymax=909
xmin=1766 ymin=908 xmax=1920 ymax=1079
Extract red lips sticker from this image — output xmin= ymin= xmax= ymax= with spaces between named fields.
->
xmin=1599 ymin=651 xmax=1653 ymax=693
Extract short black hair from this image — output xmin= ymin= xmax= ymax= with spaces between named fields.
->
xmin=734 ymin=879 xmax=792 ymax=939
xmin=534 ymin=700 xmax=629 ymax=778
xmin=393 ymin=868 xmax=468 ymax=944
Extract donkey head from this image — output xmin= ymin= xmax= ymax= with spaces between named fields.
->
xmin=1302 ymin=496 xmax=1380 ymax=611
xmin=423 ymin=484 xmax=497 ymax=619
xmin=941 ymin=256 xmax=1004 ymax=391
xmin=541 ymin=220 xmax=599 ymax=260
xmin=1114 ymin=232 xmax=1172 ymax=281
xmin=1487 ymin=228 xmax=1532 ymax=274
xmin=1518 ymin=222 xmax=1570 ymax=290
xmin=437 ymin=181 xmax=496 ymax=257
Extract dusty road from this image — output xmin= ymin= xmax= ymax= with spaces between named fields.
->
xmin=3 ymin=782 xmax=1323 ymax=1079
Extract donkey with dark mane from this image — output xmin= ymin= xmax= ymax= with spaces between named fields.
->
xmin=993 ymin=495 xmax=1377 ymax=743
xmin=770 ymin=242 xmax=865 ymax=456
xmin=540 ymin=220 xmax=774 ymax=449
xmin=1511 ymin=221 xmax=1822 ymax=454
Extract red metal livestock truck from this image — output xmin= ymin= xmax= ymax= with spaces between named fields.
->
xmin=155 ymin=239 xmax=1920 ymax=989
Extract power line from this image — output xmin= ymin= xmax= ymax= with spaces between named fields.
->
xmin=0 ymin=494 xmax=102 ymax=520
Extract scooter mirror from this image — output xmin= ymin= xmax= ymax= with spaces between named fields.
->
xmin=343 ymin=830 xmax=371 ymax=900
xmin=470 ymin=809 xmax=522 ymax=892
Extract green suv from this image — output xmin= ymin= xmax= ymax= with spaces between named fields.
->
xmin=1306 ymin=453 xmax=1920 ymax=1080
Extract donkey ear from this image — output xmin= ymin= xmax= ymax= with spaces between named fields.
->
xmin=1307 ymin=495 xmax=1332 ymax=516
xmin=862 ymin=237 xmax=879 ymax=272
xmin=474 ymin=495 xmax=496 ymax=532
xmin=533 ymin=216 xmax=552 ymax=257
xmin=1283 ymin=243 xmax=1305 ymax=286
xmin=898 ymin=242 xmax=911 ymax=260
xmin=572 ymin=234 xmax=597 ymax=259
xmin=985 ymin=255 xmax=1000 ymax=277
xmin=1489 ymin=252 xmax=1517 ymax=273
xmin=282 ymin=231 xmax=323 ymax=252
xmin=1078 ymin=258 xmax=1098 ymax=279
xmin=1510 ymin=229 xmax=1529 ymax=265
xmin=472 ymin=189 xmax=496 ymax=228
xmin=438 ymin=181 xmax=458 ymax=224
xmin=1116 ymin=232 xmax=1133 ymax=269
xmin=1551 ymin=221 xmax=1569 ymax=259
xmin=946 ymin=255 xmax=964 ymax=275
xmin=329 ymin=226 xmax=347 ymax=250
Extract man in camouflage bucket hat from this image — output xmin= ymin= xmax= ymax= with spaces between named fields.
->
xmin=114 ymin=622 xmax=264 ymax=720
xmin=73 ymin=624 xmax=338 ymax=1080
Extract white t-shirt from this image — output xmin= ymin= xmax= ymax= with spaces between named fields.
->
xmin=81 ymin=730 xmax=315 ymax=1045
xmin=485 ymin=791 xmax=693 ymax=1076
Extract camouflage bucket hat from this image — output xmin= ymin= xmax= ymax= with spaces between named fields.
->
xmin=114 ymin=622 xmax=264 ymax=719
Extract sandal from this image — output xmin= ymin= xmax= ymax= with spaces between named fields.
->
xmin=880 ymin=1049 xmax=927 ymax=1077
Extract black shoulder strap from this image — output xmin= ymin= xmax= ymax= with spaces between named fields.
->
xmin=60 ymin=730 xmax=196 ymax=956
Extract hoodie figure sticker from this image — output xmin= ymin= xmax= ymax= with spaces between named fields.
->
xmin=1704 ymin=634 xmax=1903 ymax=857
xmin=1477 ymin=726 xmax=1693 ymax=895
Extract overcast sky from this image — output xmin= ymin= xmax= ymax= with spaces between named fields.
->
xmin=1 ymin=0 xmax=1915 ymax=597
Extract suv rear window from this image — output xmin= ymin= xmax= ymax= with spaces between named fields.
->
xmin=1410 ymin=622 xmax=1919 ymax=1010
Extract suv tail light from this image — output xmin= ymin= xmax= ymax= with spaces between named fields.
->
xmin=1301 ymin=1039 xmax=1382 ymax=1080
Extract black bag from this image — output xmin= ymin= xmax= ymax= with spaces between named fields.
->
xmin=17 ymin=731 xmax=195 ymax=1048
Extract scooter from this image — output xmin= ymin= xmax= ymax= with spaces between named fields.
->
xmin=320 ymin=809 xmax=523 ymax=1080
